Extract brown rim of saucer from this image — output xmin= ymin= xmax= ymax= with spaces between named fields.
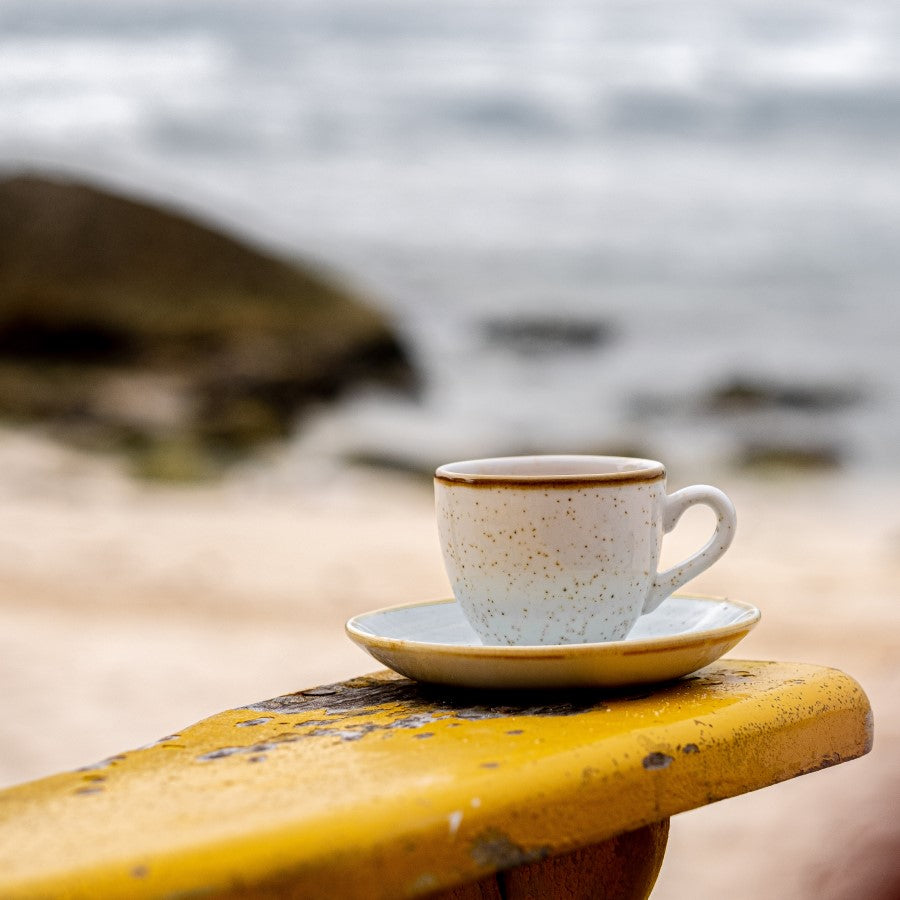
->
xmin=434 ymin=456 xmax=666 ymax=489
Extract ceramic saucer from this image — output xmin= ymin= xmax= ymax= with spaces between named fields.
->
xmin=345 ymin=594 xmax=760 ymax=689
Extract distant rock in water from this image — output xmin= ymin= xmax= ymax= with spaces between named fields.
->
xmin=0 ymin=173 xmax=414 ymax=479
xmin=482 ymin=316 xmax=614 ymax=355
xmin=736 ymin=442 xmax=844 ymax=473
xmin=703 ymin=376 xmax=865 ymax=414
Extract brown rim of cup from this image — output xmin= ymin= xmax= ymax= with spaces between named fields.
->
xmin=434 ymin=456 xmax=666 ymax=489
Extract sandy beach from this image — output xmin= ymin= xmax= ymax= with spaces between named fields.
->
xmin=0 ymin=429 xmax=897 ymax=899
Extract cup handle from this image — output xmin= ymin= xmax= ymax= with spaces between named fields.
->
xmin=643 ymin=485 xmax=736 ymax=614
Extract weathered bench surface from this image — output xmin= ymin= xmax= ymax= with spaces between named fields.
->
xmin=0 ymin=660 xmax=872 ymax=899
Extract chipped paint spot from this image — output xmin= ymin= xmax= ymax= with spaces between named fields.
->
xmin=410 ymin=873 xmax=439 ymax=893
xmin=307 ymin=727 xmax=372 ymax=742
xmin=818 ymin=753 xmax=843 ymax=769
xmin=236 ymin=718 xmax=272 ymax=728
xmin=470 ymin=828 xmax=549 ymax=870
xmin=196 ymin=735 xmax=302 ymax=762
xmin=77 ymin=754 xmax=126 ymax=772
xmin=864 ymin=708 xmax=875 ymax=752
xmin=448 ymin=810 xmax=463 ymax=836
xmin=797 ymin=752 xmax=858 ymax=777
xmin=388 ymin=712 xmax=445 ymax=730
xmin=682 ymin=743 xmax=700 ymax=754
xmin=137 ymin=734 xmax=181 ymax=750
xmin=197 ymin=747 xmax=244 ymax=762
xmin=642 ymin=752 xmax=674 ymax=770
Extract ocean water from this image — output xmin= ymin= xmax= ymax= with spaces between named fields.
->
xmin=2 ymin=0 xmax=899 ymax=473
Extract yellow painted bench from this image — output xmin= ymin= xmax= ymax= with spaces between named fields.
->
xmin=0 ymin=660 xmax=872 ymax=899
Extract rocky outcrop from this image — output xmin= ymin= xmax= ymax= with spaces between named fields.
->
xmin=0 ymin=174 xmax=414 ymax=478
xmin=482 ymin=316 xmax=615 ymax=355
xmin=702 ymin=376 xmax=865 ymax=414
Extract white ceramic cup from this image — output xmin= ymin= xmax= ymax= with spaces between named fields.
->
xmin=434 ymin=455 xmax=736 ymax=645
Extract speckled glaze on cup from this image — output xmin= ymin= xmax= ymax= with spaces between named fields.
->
xmin=434 ymin=455 xmax=736 ymax=645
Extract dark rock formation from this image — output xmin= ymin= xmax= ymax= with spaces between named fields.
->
xmin=482 ymin=316 xmax=614 ymax=355
xmin=736 ymin=442 xmax=844 ymax=472
xmin=704 ymin=376 xmax=865 ymax=414
xmin=0 ymin=173 xmax=414 ymax=478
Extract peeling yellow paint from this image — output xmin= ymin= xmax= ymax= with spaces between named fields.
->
xmin=0 ymin=661 xmax=872 ymax=899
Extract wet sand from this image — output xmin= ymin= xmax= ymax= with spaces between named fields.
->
xmin=0 ymin=430 xmax=897 ymax=899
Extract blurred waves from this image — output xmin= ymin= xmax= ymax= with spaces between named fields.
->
xmin=1 ymin=0 xmax=899 ymax=476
